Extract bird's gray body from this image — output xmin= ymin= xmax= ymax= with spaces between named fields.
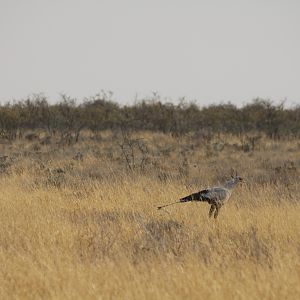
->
xmin=179 ymin=176 xmax=243 ymax=218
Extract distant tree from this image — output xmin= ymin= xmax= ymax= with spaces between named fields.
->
xmin=0 ymin=95 xmax=299 ymax=139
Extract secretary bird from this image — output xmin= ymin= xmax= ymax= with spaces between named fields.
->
xmin=157 ymin=174 xmax=243 ymax=218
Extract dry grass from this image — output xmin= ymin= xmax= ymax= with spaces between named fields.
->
xmin=0 ymin=131 xmax=299 ymax=299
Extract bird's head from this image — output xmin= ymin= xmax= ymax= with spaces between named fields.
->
xmin=234 ymin=176 xmax=243 ymax=182
xmin=230 ymin=170 xmax=244 ymax=183
xmin=225 ymin=173 xmax=244 ymax=189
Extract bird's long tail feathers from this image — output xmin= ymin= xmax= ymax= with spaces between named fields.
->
xmin=157 ymin=201 xmax=181 ymax=210
xmin=180 ymin=191 xmax=209 ymax=203
xmin=157 ymin=190 xmax=210 ymax=210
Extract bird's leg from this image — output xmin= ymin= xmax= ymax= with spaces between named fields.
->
xmin=214 ymin=205 xmax=221 ymax=219
xmin=209 ymin=205 xmax=215 ymax=218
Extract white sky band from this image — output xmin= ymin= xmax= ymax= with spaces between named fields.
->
xmin=0 ymin=0 xmax=299 ymax=106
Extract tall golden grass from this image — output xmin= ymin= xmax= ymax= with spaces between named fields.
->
xmin=0 ymin=131 xmax=299 ymax=299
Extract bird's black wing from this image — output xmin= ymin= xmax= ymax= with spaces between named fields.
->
xmin=180 ymin=189 xmax=211 ymax=202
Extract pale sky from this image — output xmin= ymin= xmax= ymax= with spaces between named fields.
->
xmin=1 ymin=0 xmax=300 ymax=106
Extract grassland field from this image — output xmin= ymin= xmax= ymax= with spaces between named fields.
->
xmin=0 ymin=130 xmax=299 ymax=299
